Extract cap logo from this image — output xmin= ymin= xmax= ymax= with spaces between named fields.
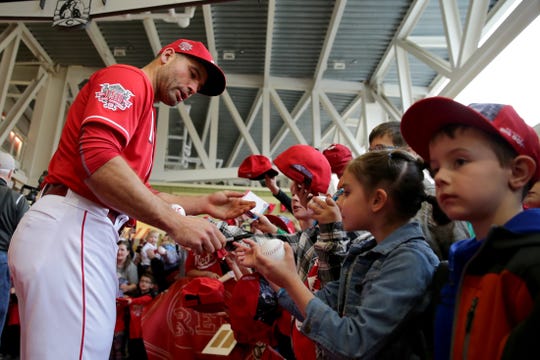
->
xmin=469 ymin=103 xmax=504 ymax=122
xmin=95 ymin=83 xmax=134 ymax=111
xmin=290 ymin=164 xmax=313 ymax=187
xmin=499 ymin=127 xmax=525 ymax=148
xmin=178 ymin=41 xmax=193 ymax=52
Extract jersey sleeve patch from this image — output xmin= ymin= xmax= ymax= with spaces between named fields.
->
xmin=95 ymin=83 xmax=134 ymax=111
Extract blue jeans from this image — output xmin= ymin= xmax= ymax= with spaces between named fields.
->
xmin=0 ymin=251 xmax=10 ymax=342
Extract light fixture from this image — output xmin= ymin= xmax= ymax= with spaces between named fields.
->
xmin=223 ymin=51 xmax=236 ymax=60
xmin=333 ymin=61 xmax=346 ymax=70
xmin=113 ymin=47 xmax=126 ymax=57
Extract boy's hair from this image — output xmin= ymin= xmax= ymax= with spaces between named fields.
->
xmin=347 ymin=150 xmax=449 ymax=223
xmin=435 ymin=123 xmax=518 ymax=170
xmin=368 ymin=121 xmax=407 ymax=148
xmin=400 ymin=97 xmax=540 ymax=185
xmin=433 ymin=124 xmax=532 ymax=198
xmin=140 ymin=272 xmax=155 ymax=284
xmin=145 ymin=230 xmax=160 ymax=239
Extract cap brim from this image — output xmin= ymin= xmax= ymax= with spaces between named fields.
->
xmin=250 ymin=169 xmax=278 ymax=181
xmin=401 ymin=97 xmax=500 ymax=162
xmin=197 ymin=59 xmax=226 ymax=96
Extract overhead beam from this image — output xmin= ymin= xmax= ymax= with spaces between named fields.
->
xmin=221 ymin=90 xmax=260 ymax=155
xmin=370 ymin=0 xmax=430 ymax=86
xmin=0 ymin=69 xmax=48 ymax=145
xmin=435 ymin=0 xmax=538 ymax=98
xmin=85 ymin=21 xmax=116 ymax=66
xmin=269 ymin=88 xmax=307 ymax=145
xmin=0 ymin=0 xmax=215 ymax=19
xmin=226 ymin=89 xmax=263 ymax=166
xmin=312 ymin=0 xmax=347 ymax=87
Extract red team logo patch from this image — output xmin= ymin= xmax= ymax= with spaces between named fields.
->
xmin=95 ymin=83 xmax=134 ymax=111
xmin=178 ymin=41 xmax=193 ymax=52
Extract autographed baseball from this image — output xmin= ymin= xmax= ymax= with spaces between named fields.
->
xmin=260 ymin=239 xmax=285 ymax=260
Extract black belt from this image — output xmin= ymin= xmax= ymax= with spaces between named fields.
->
xmin=42 ymin=183 xmax=121 ymax=224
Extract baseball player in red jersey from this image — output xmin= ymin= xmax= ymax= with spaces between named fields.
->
xmin=8 ymin=39 xmax=254 ymax=359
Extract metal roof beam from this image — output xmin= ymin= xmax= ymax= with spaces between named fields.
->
xmin=85 ymin=21 xmax=116 ymax=66
xmin=370 ymin=0 xmax=430 ymax=87
xmin=269 ymin=88 xmax=307 ymax=145
xmin=222 ymin=90 xmax=260 ymax=155
xmin=0 ymin=0 xmax=213 ymax=18
xmin=263 ymin=0 xmax=275 ymax=86
xmin=177 ymin=102 xmax=211 ymax=168
xmin=269 ymin=92 xmax=311 ymax=156
xmin=319 ymin=92 xmax=362 ymax=155
xmin=0 ymin=25 xmax=21 ymax=119
xmin=439 ymin=0 xmax=462 ymax=67
xmin=433 ymin=0 xmax=538 ymax=98
xmin=226 ymin=89 xmax=263 ymax=167
xmin=312 ymin=0 xmax=347 ymax=87
xmin=458 ymin=0 xmax=489 ymax=66
xmin=394 ymin=45 xmax=413 ymax=110
xmin=397 ymin=39 xmax=452 ymax=78
xmin=142 ymin=18 xmax=162 ymax=54
xmin=0 ymin=69 xmax=48 ymax=145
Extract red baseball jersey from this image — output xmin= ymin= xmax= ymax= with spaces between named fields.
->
xmin=46 ymin=64 xmax=156 ymax=205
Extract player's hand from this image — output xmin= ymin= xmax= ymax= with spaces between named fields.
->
xmin=234 ymin=238 xmax=296 ymax=288
xmin=204 ymin=191 xmax=255 ymax=220
xmin=169 ymin=215 xmax=226 ymax=254
xmin=308 ymin=195 xmax=341 ymax=224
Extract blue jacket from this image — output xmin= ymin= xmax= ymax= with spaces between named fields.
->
xmin=279 ymin=221 xmax=439 ymax=359
xmin=434 ymin=208 xmax=540 ymax=360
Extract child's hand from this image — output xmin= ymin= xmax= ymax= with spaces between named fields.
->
xmin=250 ymin=214 xmax=278 ymax=234
xmin=234 ymin=238 xmax=297 ymax=288
xmin=308 ymin=195 xmax=341 ymax=224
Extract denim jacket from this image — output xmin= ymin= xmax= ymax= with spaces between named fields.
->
xmin=278 ymin=221 xmax=439 ymax=359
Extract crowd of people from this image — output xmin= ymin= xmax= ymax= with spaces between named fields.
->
xmin=1 ymin=35 xmax=539 ymax=360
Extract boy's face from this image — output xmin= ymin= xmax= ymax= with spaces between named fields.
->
xmin=368 ymin=134 xmax=396 ymax=151
xmin=139 ymin=276 xmax=154 ymax=293
xmin=428 ymin=127 xmax=512 ymax=224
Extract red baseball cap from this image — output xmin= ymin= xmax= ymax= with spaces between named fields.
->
xmin=238 ymin=155 xmax=278 ymax=180
xmin=158 ymin=39 xmax=226 ymax=96
xmin=180 ymin=277 xmax=225 ymax=310
xmin=273 ymin=145 xmax=331 ymax=194
xmin=229 ymin=273 xmax=281 ymax=345
xmin=322 ymin=143 xmax=353 ymax=177
xmin=265 ymin=214 xmax=296 ymax=234
xmin=401 ymin=97 xmax=540 ymax=182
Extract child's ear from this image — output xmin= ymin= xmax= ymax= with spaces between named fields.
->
xmin=509 ymin=155 xmax=536 ymax=190
xmin=371 ymin=188 xmax=388 ymax=212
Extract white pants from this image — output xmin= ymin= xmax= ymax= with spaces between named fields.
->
xmin=8 ymin=190 xmax=119 ymax=359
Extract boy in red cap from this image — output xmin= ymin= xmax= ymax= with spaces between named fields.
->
xmin=400 ymin=97 xmax=540 ymax=359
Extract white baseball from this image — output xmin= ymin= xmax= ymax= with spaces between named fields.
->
xmin=260 ymin=239 xmax=285 ymax=260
